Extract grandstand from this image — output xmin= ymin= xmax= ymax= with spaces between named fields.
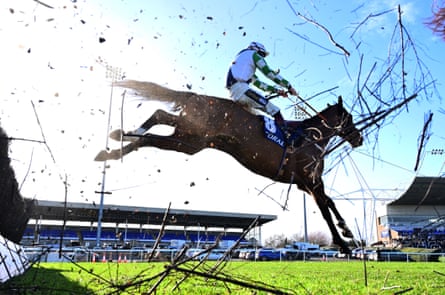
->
xmin=21 ymin=200 xmax=277 ymax=249
xmin=376 ymin=176 xmax=445 ymax=248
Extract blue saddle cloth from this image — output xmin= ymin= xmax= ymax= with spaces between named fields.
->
xmin=263 ymin=117 xmax=302 ymax=148
xmin=263 ymin=117 xmax=285 ymax=147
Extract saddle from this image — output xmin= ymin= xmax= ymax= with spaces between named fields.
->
xmin=263 ymin=117 xmax=304 ymax=149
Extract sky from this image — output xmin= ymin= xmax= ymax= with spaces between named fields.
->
xmin=0 ymin=0 xmax=444 ymax=245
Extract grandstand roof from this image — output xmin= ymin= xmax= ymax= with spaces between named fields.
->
xmin=389 ymin=177 xmax=445 ymax=206
xmin=30 ymin=200 xmax=277 ymax=230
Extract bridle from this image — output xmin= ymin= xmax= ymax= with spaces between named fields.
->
xmin=321 ymin=108 xmax=351 ymax=134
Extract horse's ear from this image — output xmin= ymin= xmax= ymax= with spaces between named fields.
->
xmin=338 ymin=96 xmax=343 ymax=106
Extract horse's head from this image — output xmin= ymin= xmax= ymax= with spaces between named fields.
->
xmin=324 ymin=96 xmax=363 ymax=147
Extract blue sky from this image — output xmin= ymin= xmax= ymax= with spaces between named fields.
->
xmin=0 ymin=0 xmax=444 ymax=244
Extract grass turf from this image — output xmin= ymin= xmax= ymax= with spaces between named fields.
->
xmin=2 ymin=260 xmax=445 ymax=294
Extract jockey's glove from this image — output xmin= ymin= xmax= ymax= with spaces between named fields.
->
xmin=275 ymin=88 xmax=288 ymax=97
xmin=288 ymin=86 xmax=298 ymax=96
xmin=271 ymin=86 xmax=286 ymax=96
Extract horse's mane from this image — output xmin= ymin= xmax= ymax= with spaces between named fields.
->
xmin=302 ymin=103 xmax=337 ymax=126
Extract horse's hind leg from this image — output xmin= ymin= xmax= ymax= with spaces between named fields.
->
xmin=109 ymin=109 xmax=180 ymax=142
xmin=139 ymin=109 xmax=179 ymax=130
xmin=94 ymin=140 xmax=141 ymax=161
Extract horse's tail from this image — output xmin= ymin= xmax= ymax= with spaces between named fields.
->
xmin=114 ymin=80 xmax=195 ymax=105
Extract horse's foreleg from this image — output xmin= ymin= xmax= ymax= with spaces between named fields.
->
xmin=311 ymin=182 xmax=354 ymax=239
xmin=306 ymin=181 xmax=352 ymax=254
xmin=312 ymin=194 xmax=351 ymax=254
xmin=325 ymin=198 xmax=353 ymax=239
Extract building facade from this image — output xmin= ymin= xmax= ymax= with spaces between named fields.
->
xmin=376 ymin=177 xmax=445 ymax=248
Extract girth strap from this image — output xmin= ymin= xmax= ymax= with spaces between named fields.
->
xmin=273 ymin=127 xmax=305 ymax=179
xmin=274 ymin=143 xmax=297 ymax=180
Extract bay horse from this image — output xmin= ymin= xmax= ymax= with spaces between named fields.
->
xmin=95 ymin=80 xmax=363 ymax=253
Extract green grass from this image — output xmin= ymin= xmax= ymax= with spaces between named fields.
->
xmin=2 ymin=260 xmax=445 ymax=294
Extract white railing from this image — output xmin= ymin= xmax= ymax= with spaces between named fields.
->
xmin=23 ymin=246 xmax=445 ymax=263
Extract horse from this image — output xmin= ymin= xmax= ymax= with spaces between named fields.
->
xmin=95 ymin=80 xmax=363 ymax=253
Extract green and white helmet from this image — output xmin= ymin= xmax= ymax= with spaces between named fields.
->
xmin=248 ymin=41 xmax=269 ymax=57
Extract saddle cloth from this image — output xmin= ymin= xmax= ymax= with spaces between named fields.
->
xmin=263 ymin=117 xmax=303 ymax=148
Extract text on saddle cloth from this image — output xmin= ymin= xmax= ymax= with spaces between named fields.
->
xmin=263 ymin=117 xmax=303 ymax=148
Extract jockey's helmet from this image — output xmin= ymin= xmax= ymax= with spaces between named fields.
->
xmin=248 ymin=41 xmax=269 ymax=57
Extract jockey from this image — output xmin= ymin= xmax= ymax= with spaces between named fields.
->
xmin=226 ymin=41 xmax=298 ymax=126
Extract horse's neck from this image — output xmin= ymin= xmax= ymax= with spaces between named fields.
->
xmin=307 ymin=115 xmax=328 ymax=132
xmin=306 ymin=111 xmax=337 ymax=142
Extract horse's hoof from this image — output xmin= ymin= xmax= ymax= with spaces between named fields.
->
xmin=337 ymin=221 xmax=354 ymax=239
xmin=110 ymin=129 xmax=140 ymax=142
xmin=94 ymin=150 xmax=109 ymax=161
xmin=342 ymin=229 xmax=354 ymax=239
xmin=339 ymin=247 xmax=351 ymax=255
xmin=109 ymin=129 xmax=124 ymax=141
xmin=334 ymin=239 xmax=352 ymax=255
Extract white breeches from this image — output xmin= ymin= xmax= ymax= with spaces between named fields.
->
xmin=228 ymin=82 xmax=280 ymax=117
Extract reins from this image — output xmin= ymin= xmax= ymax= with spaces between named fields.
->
xmin=294 ymin=93 xmax=329 ymax=123
xmin=266 ymin=92 xmax=329 ymax=123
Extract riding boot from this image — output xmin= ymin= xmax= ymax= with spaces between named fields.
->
xmin=273 ymin=112 xmax=304 ymax=145
xmin=273 ymin=112 xmax=286 ymax=127
xmin=274 ymin=112 xmax=303 ymax=131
